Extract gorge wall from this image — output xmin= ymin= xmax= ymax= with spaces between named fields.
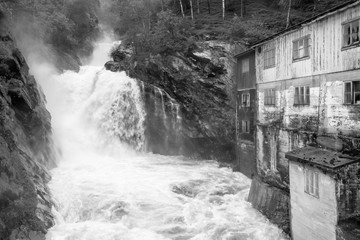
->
xmin=0 ymin=15 xmax=55 ymax=240
xmin=106 ymin=41 xmax=237 ymax=163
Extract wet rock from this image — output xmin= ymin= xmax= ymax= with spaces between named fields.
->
xmin=170 ymin=180 xmax=207 ymax=198
xmin=0 ymin=15 xmax=55 ymax=240
xmin=107 ymin=41 xmax=236 ymax=163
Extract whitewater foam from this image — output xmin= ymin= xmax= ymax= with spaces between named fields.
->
xmin=31 ymin=35 xmax=287 ymax=240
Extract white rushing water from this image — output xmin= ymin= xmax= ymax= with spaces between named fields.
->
xmin=33 ymin=36 xmax=288 ymax=240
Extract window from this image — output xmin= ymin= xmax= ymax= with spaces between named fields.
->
xmin=293 ymin=36 xmax=310 ymax=60
xmin=264 ymin=48 xmax=275 ymax=69
xmin=344 ymin=81 xmax=360 ymax=104
xmin=294 ymin=86 xmax=310 ymax=105
xmin=264 ymin=89 xmax=276 ymax=106
xmin=241 ymin=120 xmax=250 ymax=133
xmin=242 ymin=58 xmax=249 ymax=73
xmin=343 ymin=19 xmax=360 ymax=47
xmin=241 ymin=93 xmax=250 ymax=107
xmin=305 ymin=169 xmax=319 ymax=198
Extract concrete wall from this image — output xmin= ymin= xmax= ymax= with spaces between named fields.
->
xmin=247 ymin=176 xmax=290 ymax=234
xmin=289 ymin=161 xmax=338 ymax=240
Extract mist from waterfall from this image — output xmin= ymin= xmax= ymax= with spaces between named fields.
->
xmin=30 ymin=34 xmax=288 ymax=240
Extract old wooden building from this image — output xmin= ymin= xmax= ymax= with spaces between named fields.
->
xmin=286 ymin=147 xmax=360 ymax=240
xmin=234 ymin=49 xmax=257 ymax=178
xmin=246 ymin=0 xmax=360 ymax=239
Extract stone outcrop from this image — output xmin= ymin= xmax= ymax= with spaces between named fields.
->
xmin=0 ymin=16 xmax=55 ymax=240
xmin=106 ymin=41 xmax=236 ymax=162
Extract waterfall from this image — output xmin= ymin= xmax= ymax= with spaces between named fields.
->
xmin=142 ymin=83 xmax=183 ymax=155
xmin=29 ymin=35 xmax=288 ymax=240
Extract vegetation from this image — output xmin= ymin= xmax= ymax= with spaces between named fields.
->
xmin=0 ymin=0 xmax=100 ymax=67
xmin=105 ymin=0 xmax=352 ymax=59
xmin=0 ymin=0 xmax=354 ymax=67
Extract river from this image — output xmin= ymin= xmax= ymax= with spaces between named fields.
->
xmin=32 ymin=35 xmax=287 ymax=240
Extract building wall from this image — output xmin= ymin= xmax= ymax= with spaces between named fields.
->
xmin=250 ymin=3 xmax=360 ymax=235
xmin=289 ymin=161 xmax=338 ymax=240
xmin=235 ymin=52 xmax=257 ymax=178
xmin=318 ymin=70 xmax=360 ymax=136
xmin=236 ymin=52 xmax=256 ymax=90
xmin=236 ymin=88 xmax=256 ymax=178
xmin=256 ymin=2 xmax=360 ymax=83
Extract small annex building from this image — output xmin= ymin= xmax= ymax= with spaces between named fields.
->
xmin=286 ymin=144 xmax=360 ymax=240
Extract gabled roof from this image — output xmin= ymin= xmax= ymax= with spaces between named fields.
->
xmin=286 ymin=146 xmax=360 ymax=172
xmin=251 ymin=0 xmax=360 ymax=47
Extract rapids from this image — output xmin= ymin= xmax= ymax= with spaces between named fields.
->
xmin=32 ymin=36 xmax=288 ymax=240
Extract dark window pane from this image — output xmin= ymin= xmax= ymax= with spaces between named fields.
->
xmin=353 ymin=81 xmax=360 ymax=92
xmin=354 ymin=93 xmax=360 ymax=104
xmin=352 ymin=21 xmax=359 ymax=43
xmin=345 ymin=23 xmax=351 ymax=46
xmin=306 ymin=87 xmax=310 ymax=105
xmin=344 ymin=82 xmax=352 ymax=104
xmin=293 ymin=41 xmax=298 ymax=59
xmin=295 ymin=87 xmax=299 ymax=105
xmin=300 ymin=87 xmax=305 ymax=104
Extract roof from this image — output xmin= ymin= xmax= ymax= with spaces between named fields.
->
xmin=251 ymin=0 xmax=360 ymax=47
xmin=233 ymin=49 xmax=255 ymax=59
xmin=285 ymin=146 xmax=360 ymax=172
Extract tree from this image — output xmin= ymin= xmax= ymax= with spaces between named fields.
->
xmin=190 ymin=0 xmax=194 ymax=21
xmin=240 ymin=0 xmax=244 ymax=18
xmin=222 ymin=0 xmax=225 ymax=20
xmin=286 ymin=0 xmax=291 ymax=28
xmin=179 ymin=0 xmax=185 ymax=17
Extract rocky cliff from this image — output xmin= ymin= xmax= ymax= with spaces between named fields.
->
xmin=106 ymin=41 xmax=237 ymax=162
xmin=0 ymin=15 xmax=55 ymax=240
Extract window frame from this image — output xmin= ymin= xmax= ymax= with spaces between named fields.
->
xmin=342 ymin=18 xmax=360 ymax=49
xmin=304 ymin=168 xmax=319 ymax=198
xmin=241 ymin=93 xmax=250 ymax=107
xmin=293 ymin=35 xmax=311 ymax=61
xmin=264 ymin=89 xmax=276 ymax=106
xmin=294 ymin=86 xmax=310 ymax=106
xmin=343 ymin=81 xmax=360 ymax=105
xmin=264 ymin=48 xmax=275 ymax=69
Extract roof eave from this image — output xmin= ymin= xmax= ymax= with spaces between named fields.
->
xmin=251 ymin=0 xmax=360 ymax=48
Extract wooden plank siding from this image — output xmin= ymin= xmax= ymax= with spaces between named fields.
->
xmin=236 ymin=51 xmax=256 ymax=90
xmin=256 ymin=2 xmax=360 ymax=83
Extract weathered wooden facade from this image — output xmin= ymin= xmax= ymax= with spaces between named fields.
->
xmin=247 ymin=1 xmax=360 ymax=238
xmin=234 ymin=50 xmax=257 ymax=178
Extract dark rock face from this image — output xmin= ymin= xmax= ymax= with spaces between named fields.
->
xmin=0 ymin=17 xmax=55 ymax=240
xmin=106 ymin=42 xmax=236 ymax=162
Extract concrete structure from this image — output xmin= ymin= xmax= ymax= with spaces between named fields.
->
xmin=246 ymin=0 xmax=360 ymax=237
xmin=234 ymin=49 xmax=257 ymax=178
xmin=286 ymin=147 xmax=360 ymax=240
